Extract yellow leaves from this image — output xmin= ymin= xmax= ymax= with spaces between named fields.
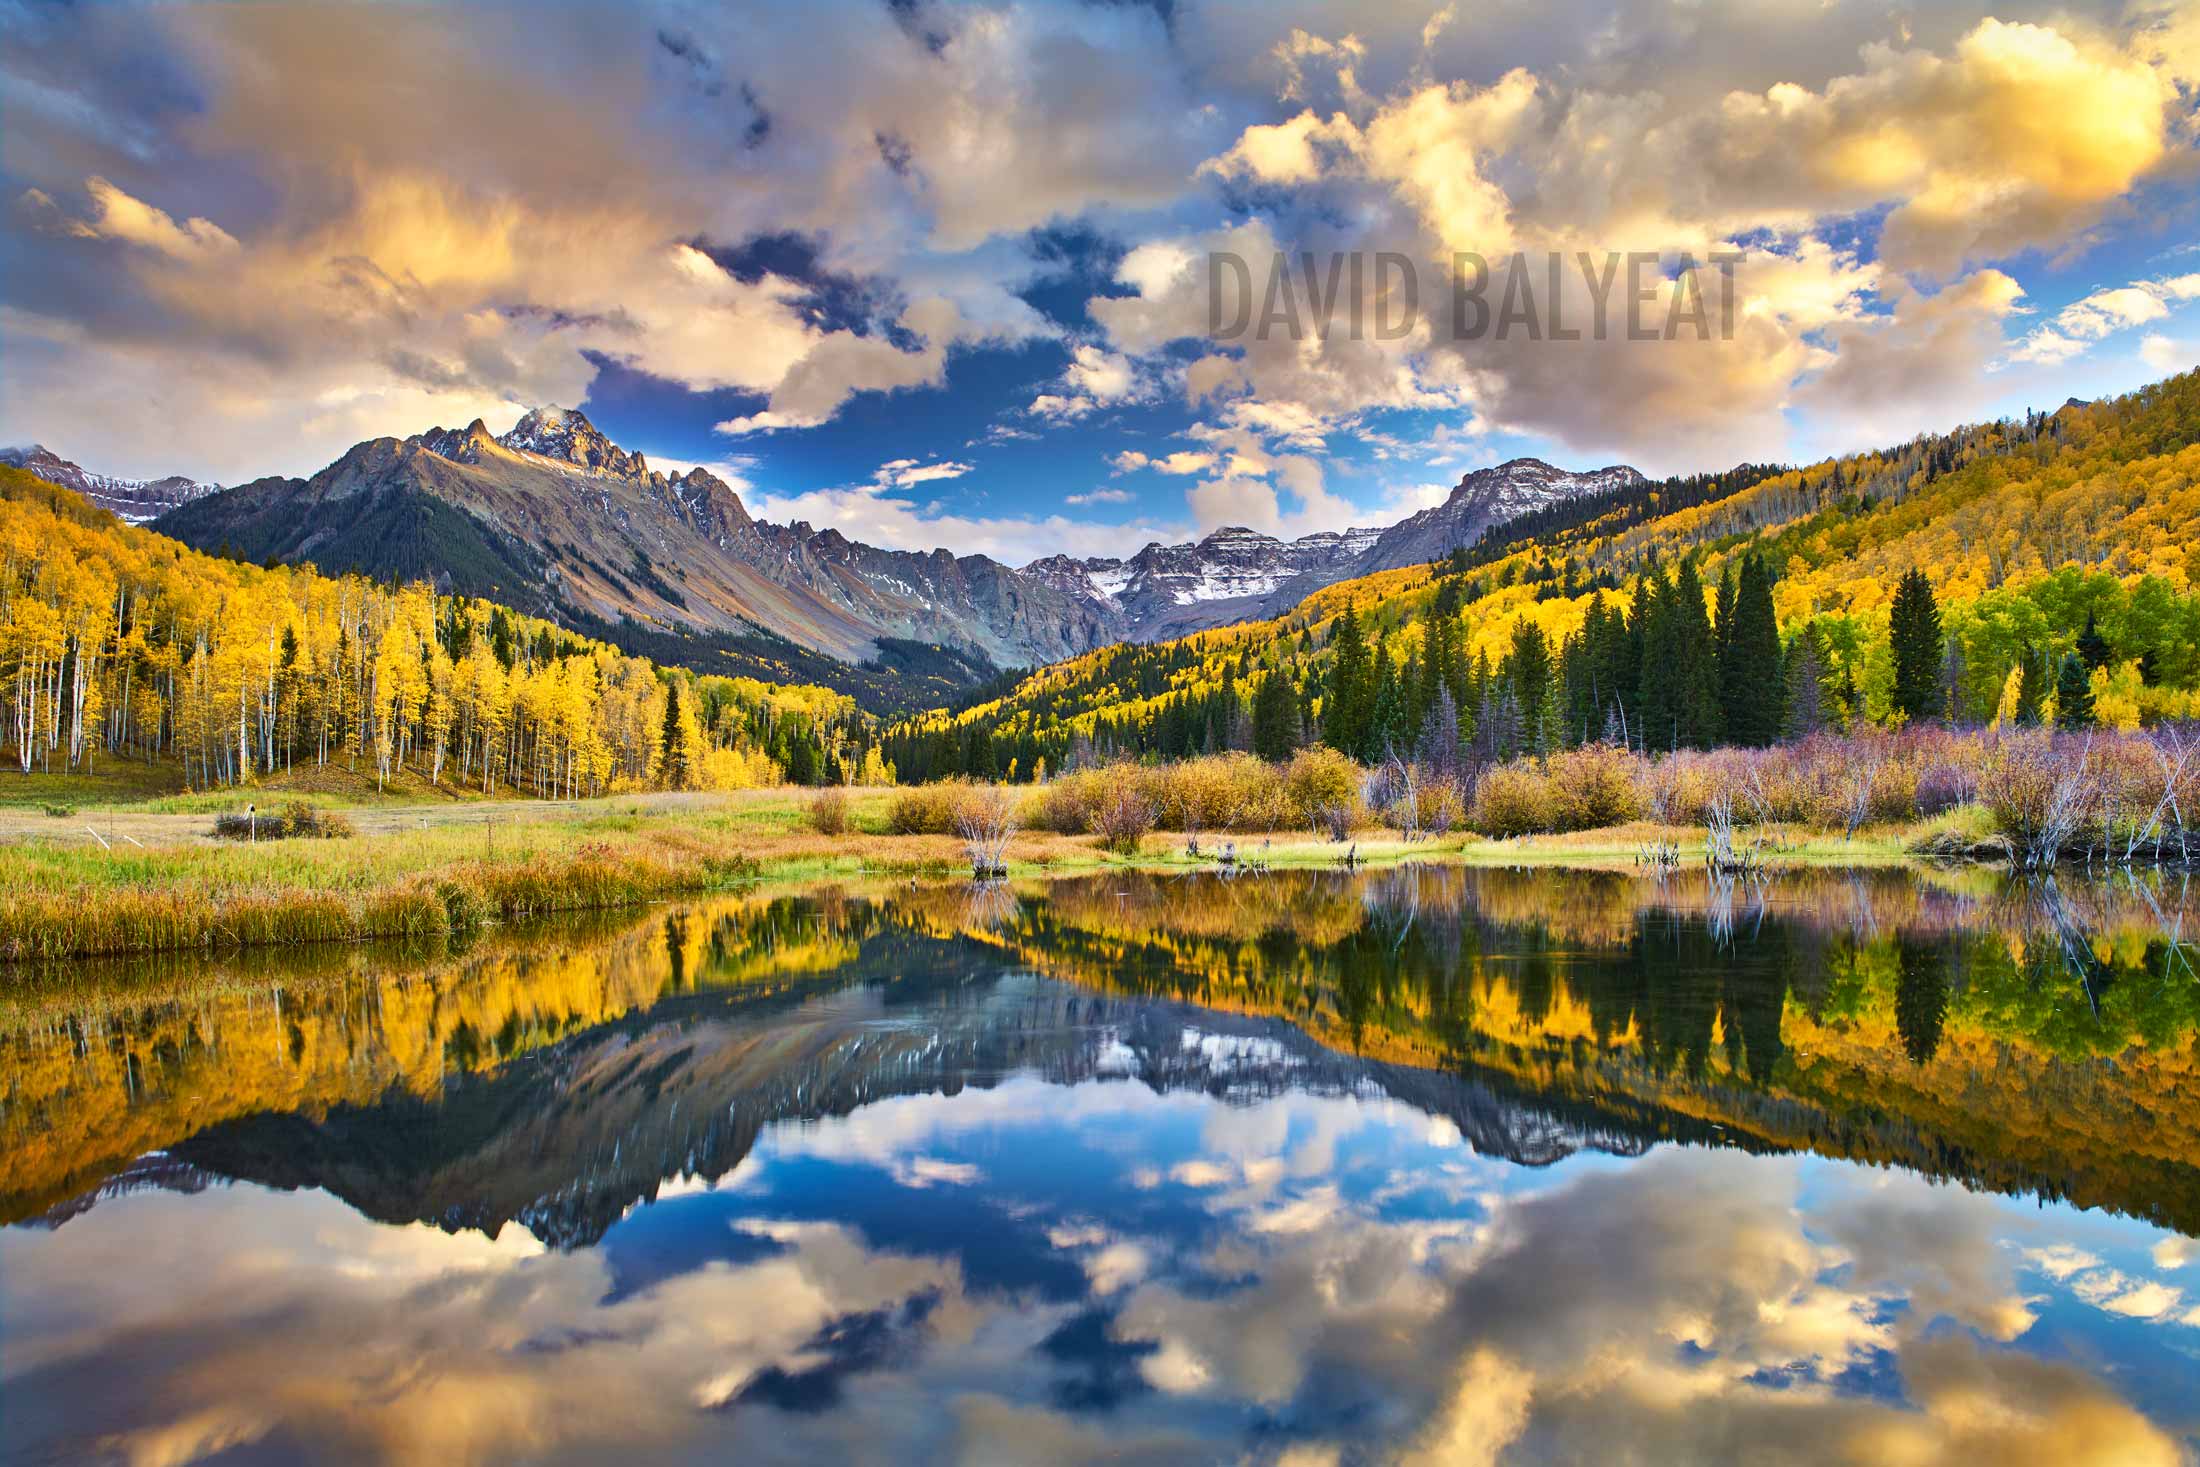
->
xmin=0 ymin=475 xmax=844 ymax=793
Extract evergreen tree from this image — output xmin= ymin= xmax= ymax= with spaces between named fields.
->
xmin=1252 ymin=670 xmax=1297 ymax=761
xmin=1636 ymin=561 xmax=1682 ymax=751
xmin=2076 ymin=609 xmax=2113 ymax=671
xmin=2013 ymin=645 xmax=2045 ymax=726
xmin=1366 ymin=643 xmax=1405 ymax=758
xmin=1323 ymin=609 xmax=1372 ymax=756
xmin=659 ymin=680 xmax=689 ymax=787
xmin=1503 ymin=619 xmax=1554 ymax=751
xmin=1782 ymin=623 xmax=1828 ymax=739
xmin=2055 ymin=651 xmax=2096 ymax=729
xmin=1670 ymin=559 xmax=1722 ymax=749
xmin=1416 ymin=685 xmax=1461 ymax=776
xmin=1888 ymin=568 xmax=1943 ymax=723
xmin=1721 ymin=555 xmax=1784 ymax=745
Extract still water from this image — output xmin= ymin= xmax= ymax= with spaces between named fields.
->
xmin=3 ymin=867 xmax=2198 ymax=1464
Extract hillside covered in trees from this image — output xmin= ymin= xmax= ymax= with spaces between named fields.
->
xmin=0 ymin=468 xmax=884 ymax=796
xmin=881 ymin=369 xmax=2200 ymax=783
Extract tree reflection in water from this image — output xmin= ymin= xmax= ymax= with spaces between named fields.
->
xmin=3 ymin=865 xmax=2198 ymax=1463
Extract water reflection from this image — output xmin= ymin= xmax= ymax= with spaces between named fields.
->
xmin=3 ymin=867 xmax=2198 ymax=1463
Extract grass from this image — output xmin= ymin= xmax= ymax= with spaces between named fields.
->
xmin=0 ymin=760 xmax=186 ymax=809
xmin=0 ymin=770 xmax=2017 ymax=968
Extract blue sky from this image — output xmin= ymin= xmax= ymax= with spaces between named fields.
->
xmin=3 ymin=0 xmax=2196 ymax=564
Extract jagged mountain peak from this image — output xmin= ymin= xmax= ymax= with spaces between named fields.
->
xmin=497 ymin=405 xmax=649 ymax=480
xmin=1446 ymin=456 xmax=1644 ymax=503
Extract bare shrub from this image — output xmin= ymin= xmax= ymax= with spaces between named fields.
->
xmin=212 ymin=802 xmax=354 ymax=841
xmin=956 ymin=786 xmax=1017 ymax=878
xmin=1092 ymin=771 xmax=1156 ymax=854
xmin=1312 ymin=801 xmax=1358 ymax=842
xmin=806 ymin=786 xmax=850 ymax=836
xmin=1978 ymin=731 xmax=2090 ymax=869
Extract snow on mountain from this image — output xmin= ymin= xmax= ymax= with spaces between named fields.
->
xmin=1026 ymin=459 xmax=1627 ymax=641
xmin=140 ymin=401 xmax=1640 ymax=680
xmin=0 ymin=445 xmax=219 ymax=523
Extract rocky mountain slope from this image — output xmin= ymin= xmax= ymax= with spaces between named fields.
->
xmin=1029 ymin=458 xmax=1643 ymax=638
xmin=149 ymin=405 xmax=1635 ymax=685
xmin=0 ymin=444 xmax=217 ymax=522
xmin=157 ymin=408 xmax=1116 ymax=671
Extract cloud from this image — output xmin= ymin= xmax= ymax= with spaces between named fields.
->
xmin=1064 ymin=487 xmax=1132 ymax=506
xmin=2014 ymin=271 xmax=2200 ymax=363
xmin=2139 ymin=334 xmax=2189 ymax=373
xmin=1110 ymin=449 xmax=1216 ymax=477
xmin=746 ymin=472 xmax=1182 ymax=564
xmin=0 ymin=1 xmax=1166 ymax=476
xmin=30 ymin=176 xmax=240 ymax=260
xmin=2 ymin=0 xmax=2193 ymax=496
xmin=875 ymin=458 xmax=973 ymax=489
xmin=1029 ymin=343 xmax=1147 ymax=422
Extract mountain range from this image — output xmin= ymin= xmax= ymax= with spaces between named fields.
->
xmin=36 ymin=407 xmax=1637 ymax=689
xmin=0 ymin=444 xmax=218 ymax=523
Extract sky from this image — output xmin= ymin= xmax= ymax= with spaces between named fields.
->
xmin=2 ymin=0 xmax=2197 ymax=566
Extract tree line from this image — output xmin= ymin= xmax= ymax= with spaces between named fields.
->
xmin=0 ymin=469 xmax=885 ymax=793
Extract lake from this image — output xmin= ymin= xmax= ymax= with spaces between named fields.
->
xmin=3 ymin=866 xmax=2198 ymax=1464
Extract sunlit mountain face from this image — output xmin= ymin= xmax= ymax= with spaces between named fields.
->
xmin=4 ymin=869 xmax=2198 ymax=1464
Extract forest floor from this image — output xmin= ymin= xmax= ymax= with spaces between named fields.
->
xmin=0 ymin=767 xmax=1956 ymax=965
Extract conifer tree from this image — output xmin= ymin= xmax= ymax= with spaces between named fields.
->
xmin=1252 ymin=669 xmax=1297 ymax=761
xmin=1782 ymin=624 xmax=1828 ymax=740
xmin=2013 ymin=645 xmax=2045 ymax=726
xmin=1367 ymin=642 xmax=1405 ymax=758
xmin=1721 ymin=555 xmax=1783 ymax=745
xmin=2055 ymin=651 xmax=2096 ymax=729
xmin=1503 ymin=618 xmax=1554 ymax=751
xmin=1670 ymin=559 xmax=1723 ymax=749
xmin=2076 ymin=610 xmax=2113 ymax=672
xmin=659 ymin=679 xmax=689 ymax=787
xmin=1323 ymin=608 xmax=1372 ymax=757
xmin=1416 ymin=685 xmax=1460 ymax=775
xmin=1888 ymin=568 xmax=1943 ymax=724
xmin=1637 ymin=561 xmax=1682 ymax=751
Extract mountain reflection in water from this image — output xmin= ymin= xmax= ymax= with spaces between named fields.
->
xmin=2 ymin=866 xmax=2197 ymax=1464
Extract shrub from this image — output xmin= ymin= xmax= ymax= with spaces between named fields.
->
xmin=1150 ymin=752 xmax=1287 ymax=832
xmin=1546 ymin=744 xmax=1644 ymax=829
xmin=956 ymin=786 xmax=1017 ymax=877
xmin=211 ymin=801 xmax=354 ymax=841
xmin=807 ymin=786 xmax=850 ymax=836
xmin=1471 ymin=763 xmax=1555 ymax=837
xmin=1912 ymin=761 xmax=1974 ymax=818
xmin=1977 ymin=730 xmax=2088 ymax=867
xmin=1283 ymin=747 xmax=1361 ymax=828
xmin=886 ymin=780 xmax=977 ymax=835
xmin=1090 ymin=767 xmax=1156 ymax=853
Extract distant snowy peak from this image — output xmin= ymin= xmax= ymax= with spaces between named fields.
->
xmin=1445 ymin=457 xmax=1644 ymax=510
xmin=1030 ymin=521 xmax=1385 ymax=634
xmin=0 ymin=444 xmax=218 ymax=523
xmin=1360 ymin=456 xmax=1644 ymax=572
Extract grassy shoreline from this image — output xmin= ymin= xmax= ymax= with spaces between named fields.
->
xmin=0 ymin=780 xmax=1971 ymax=966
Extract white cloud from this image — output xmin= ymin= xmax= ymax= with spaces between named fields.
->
xmin=2014 ymin=271 xmax=2200 ymax=364
xmin=875 ymin=458 xmax=973 ymax=489
xmin=1064 ymin=487 xmax=1133 ymax=506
